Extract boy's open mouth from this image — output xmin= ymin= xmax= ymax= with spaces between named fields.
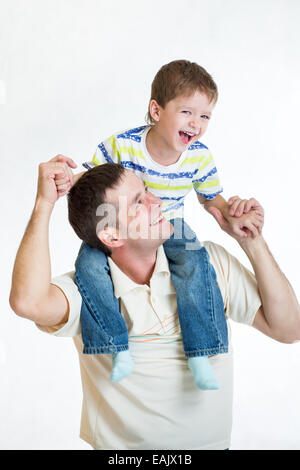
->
xmin=179 ymin=130 xmax=196 ymax=145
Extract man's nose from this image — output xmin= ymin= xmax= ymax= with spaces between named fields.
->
xmin=146 ymin=191 xmax=161 ymax=207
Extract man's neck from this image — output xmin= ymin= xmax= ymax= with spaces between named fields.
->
xmin=146 ymin=126 xmax=181 ymax=166
xmin=110 ymin=246 xmax=158 ymax=286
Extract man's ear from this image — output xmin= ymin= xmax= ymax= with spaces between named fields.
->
xmin=149 ymin=99 xmax=162 ymax=123
xmin=97 ymin=227 xmax=124 ymax=249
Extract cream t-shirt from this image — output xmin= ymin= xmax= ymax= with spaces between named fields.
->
xmin=39 ymin=241 xmax=261 ymax=450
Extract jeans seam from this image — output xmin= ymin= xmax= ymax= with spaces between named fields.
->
xmin=185 ymin=347 xmax=229 ymax=357
xmin=83 ymin=344 xmax=129 ymax=354
xmin=203 ymin=249 xmax=220 ymax=348
xmin=204 ymin=249 xmax=224 ymax=348
xmin=75 ymin=273 xmax=112 ymax=342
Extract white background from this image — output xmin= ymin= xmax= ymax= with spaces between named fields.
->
xmin=1 ymin=0 xmax=300 ymax=450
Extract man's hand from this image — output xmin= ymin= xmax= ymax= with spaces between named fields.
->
xmin=208 ymin=197 xmax=264 ymax=241
xmin=37 ymin=155 xmax=77 ymax=206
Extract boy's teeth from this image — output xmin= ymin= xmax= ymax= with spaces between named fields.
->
xmin=181 ymin=130 xmax=195 ymax=136
xmin=179 ymin=130 xmax=194 ymax=144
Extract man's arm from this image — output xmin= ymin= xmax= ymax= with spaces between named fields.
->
xmin=9 ymin=158 xmax=70 ymax=327
xmin=240 ymin=237 xmax=300 ymax=343
xmin=209 ymin=206 xmax=300 ymax=343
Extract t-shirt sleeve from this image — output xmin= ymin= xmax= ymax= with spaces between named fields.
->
xmin=36 ymin=272 xmax=82 ymax=337
xmin=82 ymin=134 xmax=121 ymax=170
xmin=192 ymin=149 xmax=223 ymax=200
xmin=203 ymin=241 xmax=262 ymax=326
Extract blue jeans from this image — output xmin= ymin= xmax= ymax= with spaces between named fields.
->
xmin=75 ymin=218 xmax=228 ymax=356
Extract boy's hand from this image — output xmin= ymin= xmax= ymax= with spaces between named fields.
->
xmin=208 ymin=198 xmax=264 ymax=240
xmin=37 ymin=156 xmax=75 ymax=206
xmin=228 ymin=195 xmax=264 ymax=218
xmin=52 ymin=154 xmax=77 ymax=197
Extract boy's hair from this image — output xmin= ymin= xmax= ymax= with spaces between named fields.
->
xmin=67 ymin=163 xmax=126 ymax=255
xmin=147 ymin=60 xmax=218 ymax=124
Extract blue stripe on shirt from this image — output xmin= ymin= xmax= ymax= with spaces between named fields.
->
xmin=117 ymin=125 xmax=147 ymax=138
xmin=188 ymin=141 xmax=208 ymax=150
xmin=193 ymin=167 xmax=217 ymax=184
xmin=82 ymin=162 xmax=92 ymax=170
xmin=116 ymin=126 xmax=147 ymax=142
xmin=159 ymin=195 xmax=185 ymax=201
xmin=98 ymin=143 xmax=114 ymax=163
xmin=121 ymin=161 xmax=200 ymax=179
xmin=195 ymin=189 xmax=223 ymax=200
xmin=162 ymin=201 xmax=185 ymax=213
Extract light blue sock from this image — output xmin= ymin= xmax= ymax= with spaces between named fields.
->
xmin=187 ymin=356 xmax=220 ymax=390
xmin=110 ymin=350 xmax=134 ymax=383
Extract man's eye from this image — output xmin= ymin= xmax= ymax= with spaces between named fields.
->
xmin=132 ymin=202 xmax=142 ymax=213
xmin=136 ymin=199 xmax=144 ymax=208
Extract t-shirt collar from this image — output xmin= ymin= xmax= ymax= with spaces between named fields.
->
xmin=107 ymin=245 xmax=173 ymax=299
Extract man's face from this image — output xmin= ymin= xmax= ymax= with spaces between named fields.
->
xmin=152 ymin=90 xmax=215 ymax=154
xmin=104 ymin=170 xmax=174 ymax=250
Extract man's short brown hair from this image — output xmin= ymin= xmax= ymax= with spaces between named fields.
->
xmin=147 ymin=60 xmax=218 ymax=124
xmin=67 ymin=163 xmax=125 ymax=255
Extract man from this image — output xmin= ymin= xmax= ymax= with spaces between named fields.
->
xmin=9 ymin=156 xmax=300 ymax=450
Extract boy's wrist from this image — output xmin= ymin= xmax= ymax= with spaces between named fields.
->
xmin=73 ymin=171 xmax=86 ymax=185
xmin=204 ymin=196 xmax=230 ymax=219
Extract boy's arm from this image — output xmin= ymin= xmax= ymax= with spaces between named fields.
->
xmin=197 ymin=193 xmax=229 ymax=218
xmin=73 ymin=170 xmax=86 ymax=184
xmin=9 ymin=157 xmax=70 ymax=327
xmin=197 ymin=193 xmax=264 ymax=238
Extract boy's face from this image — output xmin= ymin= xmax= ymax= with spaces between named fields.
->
xmin=150 ymin=90 xmax=216 ymax=153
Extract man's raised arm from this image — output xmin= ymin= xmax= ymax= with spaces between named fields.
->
xmin=209 ymin=203 xmax=300 ymax=343
xmin=9 ymin=157 xmax=72 ymax=327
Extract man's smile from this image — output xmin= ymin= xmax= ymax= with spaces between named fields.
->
xmin=150 ymin=213 xmax=165 ymax=226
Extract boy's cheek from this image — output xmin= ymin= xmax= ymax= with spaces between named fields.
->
xmin=198 ymin=125 xmax=208 ymax=139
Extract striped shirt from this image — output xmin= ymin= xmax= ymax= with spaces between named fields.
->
xmin=83 ymin=125 xmax=223 ymax=219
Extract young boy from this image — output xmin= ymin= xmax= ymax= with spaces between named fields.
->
xmin=56 ymin=60 xmax=262 ymax=390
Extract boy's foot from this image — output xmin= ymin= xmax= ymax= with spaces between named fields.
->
xmin=110 ymin=350 xmax=134 ymax=383
xmin=187 ymin=356 xmax=220 ymax=390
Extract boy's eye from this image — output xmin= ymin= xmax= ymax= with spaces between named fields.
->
xmin=182 ymin=110 xmax=191 ymax=115
xmin=201 ymin=115 xmax=210 ymax=120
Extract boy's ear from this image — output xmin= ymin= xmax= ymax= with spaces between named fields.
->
xmin=149 ymin=99 xmax=161 ymax=122
xmin=97 ymin=227 xmax=124 ymax=249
